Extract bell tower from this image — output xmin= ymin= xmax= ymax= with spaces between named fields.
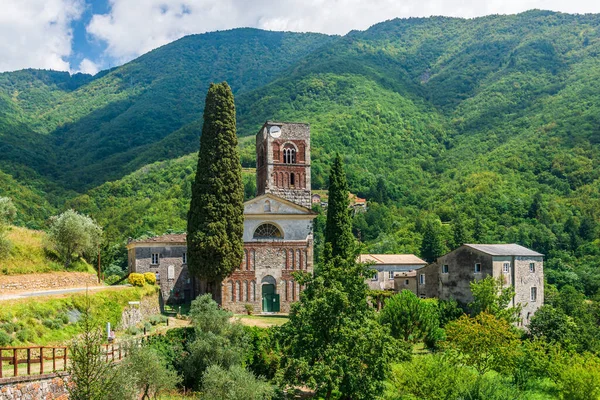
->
xmin=256 ymin=121 xmax=311 ymax=208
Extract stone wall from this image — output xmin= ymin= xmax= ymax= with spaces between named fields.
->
xmin=119 ymin=292 xmax=161 ymax=330
xmin=0 ymin=374 xmax=68 ymax=400
xmin=0 ymin=272 xmax=98 ymax=292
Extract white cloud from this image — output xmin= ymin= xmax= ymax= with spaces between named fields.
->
xmin=77 ymin=58 xmax=100 ymax=75
xmin=0 ymin=0 xmax=83 ymax=72
xmin=87 ymin=0 xmax=600 ymax=65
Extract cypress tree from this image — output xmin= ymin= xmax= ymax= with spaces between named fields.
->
xmin=187 ymin=82 xmax=244 ymax=286
xmin=451 ymin=214 xmax=470 ymax=249
xmin=420 ymin=219 xmax=445 ymax=263
xmin=324 ymin=154 xmax=356 ymax=262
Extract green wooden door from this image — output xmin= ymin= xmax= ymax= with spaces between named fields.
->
xmin=262 ymin=284 xmax=280 ymax=312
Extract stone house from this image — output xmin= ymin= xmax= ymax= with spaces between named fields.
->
xmin=126 ymin=234 xmax=191 ymax=304
xmin=359 ymin=254 xmax=427 ymax=291
xmin=129 ymin=121 xmax=316 ymax=313
xmin=419 ymin=244 xmax=544 ymax=325
xmin=393 ymin=270 xmax=418 ymax=295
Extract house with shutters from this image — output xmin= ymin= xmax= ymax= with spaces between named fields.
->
xmin=128 ymin=121 xmax=316 ymax=313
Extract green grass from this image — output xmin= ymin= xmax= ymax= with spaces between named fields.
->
xmin=0 ymin=226 xmax=95 ymax=275
xmin=0 ymin=285 xmax=158 ymax=346
xmin=233 ymin=314 xmax=290 ymax=327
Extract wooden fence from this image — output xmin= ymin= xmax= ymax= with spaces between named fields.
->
xmin=0 ymin=346 xmax=68 ymax=378
xmin=0 ymin=336 xmax=154 ymax=379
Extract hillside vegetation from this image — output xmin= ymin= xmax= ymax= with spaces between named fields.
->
xmin=0 ymin=226 xmax=93 ymax=275
xmin=0 ymin=11 xmax=598 ymax=293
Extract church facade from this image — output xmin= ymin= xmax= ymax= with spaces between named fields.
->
xmin=221 ymin=121 xmax=316 ymax=313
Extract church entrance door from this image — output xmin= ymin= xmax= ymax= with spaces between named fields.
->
xmin=262 ymin=284 xmax=280 ymax=312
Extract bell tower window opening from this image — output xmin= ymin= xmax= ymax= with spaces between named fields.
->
xmin=283 ymin=147 xmax=296 ymax=164
xmin=253 ymin=223 xmax=283 ymax=239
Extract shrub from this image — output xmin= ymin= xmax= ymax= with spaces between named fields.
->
xmin=384 ymin=354 xmax=477 ymax=400
xmin=0 ymin=330 xmax=13 ymax=346
xmin=201 ymin=364 xmax=275 ymax=400
xmin=16 ymin=328 xmax=34 ymax=343
xmin=149 ymin=315 xmax=168 ymax=325
xmin=0 ymin=322 xmax=18 ymax=333
xmin=126 ymin=326 xmax=141 ymax=336
xmin=128 ymin=273 xmax=146 ymax=287
xmin=105 ymin=274 xmax=122 ymax=285
xmin=244 ymin=304 xmax=254 ymax=315
xmin=42 ymin=318 xmax=63 ymax=329
xmin=143 ymin=272 xmax=157 ymax=285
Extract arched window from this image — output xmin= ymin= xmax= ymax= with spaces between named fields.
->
xmin=244 ymin=280 xmax=249 ymax=302
xmin=230 ymin=281 xmax=235 ymax=302
xmin=290 ymin=173 xmax=295 ymax=187
xmin=253 ymin=223 xmax=282 ymax=239
xmin=283 ymin=146 xmax=296 ymax=164
xmin=236 ymin=281 xmax=241 ymax=302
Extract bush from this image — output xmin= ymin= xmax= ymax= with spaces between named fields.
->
xmin=128 ymin=273 xmax=146 ymax=287
xmin=0 ymin=330 xmax=13 ymax=346
xmin=16 ymin=328 xmax=34 ymax=343
xmin=384 ymin=354 xmax=477 ymax=400
xmin=201 ymin=364 xmax=275 ymax=400
xmin=126 ymin=326 xmax=141 ymax=336
xmin=149 ymin=315 xmax=168 ymax=325
xmin=105 ymin=274 xmax=122 ymax=285
xmin=42 ymin=318 xmax=63 ymax=330
xmin=244 ymin=304 xmax=254 ymax=315
xmin=0 ymin=322 xmax=18 ymax=333
xmin=144 ymin=272 xmax=157 ymax=285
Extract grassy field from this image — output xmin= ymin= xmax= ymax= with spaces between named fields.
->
xmin=0 ymin=226 xmax=94 ymax=275
xmin=0 ymin=285 xmax=158 ymax=346
xmin=232 ymin=314 xmax=289 ymax=328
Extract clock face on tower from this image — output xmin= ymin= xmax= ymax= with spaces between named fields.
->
xmin=269 ymin=126 xmax=281 ymax=138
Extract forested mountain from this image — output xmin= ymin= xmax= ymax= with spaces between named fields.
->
xmin=1 ymin=11 xmax=599 ymax=294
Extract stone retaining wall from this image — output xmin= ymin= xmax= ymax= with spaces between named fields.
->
xmin=0 ymin=272 xmax=98 ymax=292
xmin=0 ymin=373 xmax=69 ymax=400
xmin=120 ymin=292 xmax=161 ymax=330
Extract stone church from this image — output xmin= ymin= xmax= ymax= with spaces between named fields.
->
xmin=221 ymin=121 xmax=316 ymax=313
xmin=127 ymin=121 xmax=315 ymax=313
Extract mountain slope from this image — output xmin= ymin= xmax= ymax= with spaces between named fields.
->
xmin=0 ymin=29 xmax=335 ymax=191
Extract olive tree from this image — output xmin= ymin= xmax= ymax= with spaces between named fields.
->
xmin=47 ymin=209 xmax=102 ymax=267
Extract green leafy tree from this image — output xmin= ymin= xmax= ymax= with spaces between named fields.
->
xmin=187 ymin=82 xmax=244 ymax=286
xmin=201 ymin=365 xmax=275 ymax=400
xmin=528 ymin=305 xmax=578 ymax=349
xmin=184 ymin=294 xmax=250 ymax=389
xmin=469 ymin=276 xmax=522 ymax=324
xmin=277 ymin=244 xmax=407 ymax=398
xmin=47 ymin=210 xmax=102 ymax=267
xmin=420 ymin=219 xmax=445 ymax=263
xmin=119 ymin=346 xmax=181 ymax=400
xmin=444 ymin=312 xmax=520 ymax=375
xmin=451 ymin=214 xmax=470 ymax=249
xmin=324 ymin=154 xmax=355 ymax=262
xmin=0 ymin=197 xmax=16 ymax=258
xmin=379 ymin=290 xmax=441 ymax=344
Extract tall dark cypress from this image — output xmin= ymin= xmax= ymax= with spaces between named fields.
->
xmin=324 ymin=154 xmax=355 ymax=262
xmin=187 ymin=82 xmax=244 ymax=284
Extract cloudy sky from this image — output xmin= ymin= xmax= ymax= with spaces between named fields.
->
xmin=2 ymin=0 xmax=600 ymax=75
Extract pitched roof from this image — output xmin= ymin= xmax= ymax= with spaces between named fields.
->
xmin=464 ymin=244 xmax=543 ymax=256
xmin=358 ymin=254 xmax=427 ymax=265
xmin=129 ymin=234 xmax=186 ymax=245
